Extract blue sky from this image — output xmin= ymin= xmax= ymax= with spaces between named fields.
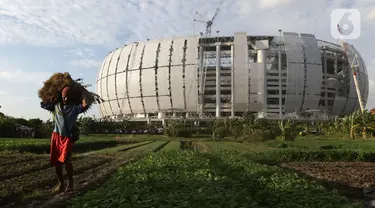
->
xmin=0 ymin=0 xmax=374 ymax=121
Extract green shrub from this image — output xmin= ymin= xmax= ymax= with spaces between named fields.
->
xmin=179 ymin=141 xmax=194 ymax=150
xmin=165 ymin=121 xmax=192 ymax=138
xmin=230 ymin=125 xmax=243 ymax=139
xmin=242 ymin=130 xmax=277 ymax=142
xmin=213 ymin=126 xmax=230 ymax=140
xmin=34 ymin=126 xmax=53 ymax=138
xmin=266 ymin=140 xmax=289 ymax=149
xmin=0 ymin=119 xmax=16 ymax=137
xmin=176 ymin=129 xmax=192 ymax=138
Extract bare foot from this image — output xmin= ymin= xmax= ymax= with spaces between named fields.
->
xmin=65 ymin=181 xmax=74 ymax=192
xmin=52 ymin=184 xmax=65 ymax=193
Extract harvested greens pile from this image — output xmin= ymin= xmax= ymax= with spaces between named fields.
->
xmin=38 ymin=72 xmax=103 ymax=112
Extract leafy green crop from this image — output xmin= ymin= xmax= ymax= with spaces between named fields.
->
xmin=69 ymin=151 xmax=361 ymax=208
xmin=0 ymin=136 xmax=142 ymax=154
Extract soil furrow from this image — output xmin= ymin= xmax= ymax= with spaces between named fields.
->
xmin=9 ymin=156 xmax=136 ymax=208
xmin=153 ymin=141 xmax=170 ymax=152
xmin=281 ymin=161 xmax=375 ymax=204
xmin=35 ymin=158 xmax=136 ymax=208
xmin=118 ymin=141 xmax=155 ymax=152
xmin=0 ymin=158 xmax=50 ymax=180
xmin=0 ymin=155 xmax=46 ymax=167
xmin=0 ymin=156 xmax=110 ymax=206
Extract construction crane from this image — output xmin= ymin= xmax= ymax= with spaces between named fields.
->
xmin=336 ymin=24 xmax=365 ymax=112
xmin=193 ymin=0 xmax=226 ymax=37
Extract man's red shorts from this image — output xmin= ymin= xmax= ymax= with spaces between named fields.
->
xmin=50 ymin=132 xmax=74 ymax=166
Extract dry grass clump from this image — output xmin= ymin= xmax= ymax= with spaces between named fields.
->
xmin=38 ymin=72 xmax=103 ymax=112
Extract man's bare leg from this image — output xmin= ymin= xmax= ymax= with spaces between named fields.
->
xmin=65 ymin=161 xmax=74 ymax=192
xmin=54 ymin=163 xmax=65 ymax=193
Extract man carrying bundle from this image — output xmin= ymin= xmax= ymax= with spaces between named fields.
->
xmin=41 ymin=86 xmax=87 ymax=193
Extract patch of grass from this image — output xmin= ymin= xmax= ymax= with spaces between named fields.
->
xmin=266 ymin=137 xmax=375 ymax=151
xmin=84 ymin=141 xmax=153 ymax=155
xmin=160 ymin=141 xmax=181 ymax=151
xmin=203 ymin=141 xmax=274 ymax=153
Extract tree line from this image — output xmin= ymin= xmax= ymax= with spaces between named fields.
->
xmin=0 ymin=110 xmax=374 ymax=140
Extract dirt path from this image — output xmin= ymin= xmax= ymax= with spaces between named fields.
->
xmin=0 ymin=154 xmax=133 ymax=208
xmin=281 ymin=161 xmax=375 ymax=205
xmin=26 ymin=157 xmax=136 ymax=208
xmin=1 ymin=141 xmax=168 ymax=208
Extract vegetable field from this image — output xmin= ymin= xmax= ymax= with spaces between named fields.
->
xmin=2 ymin=135 xmax=375 ymax=207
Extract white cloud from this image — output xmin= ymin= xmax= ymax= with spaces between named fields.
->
xmin=0 ymin=0 xmax=209 ymax=47
xmin=69 ymin=59 xmax=101 ymax=68
xmin=1 ymin=95 xmax=33 ymax=104
xmin=0 ymin=70 xmax=50 ymax=85
xmin=368 ymin=8 xmax=375 ymax=20
xmin=67 ymin=48 xmax=95 ymax=58
xmin=66 ymin=47 xmax=101 ymax=68
xmin=0 ymin=0 xmax=373 ymax=47
xmin=259 ymin=0 xmax=294 ymax=8
xmin=0 ymin=57 xmax=51 ymax=85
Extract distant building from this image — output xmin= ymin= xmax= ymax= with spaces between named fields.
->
xmin=15 ymin=124 xmax=35 ymax=138
xmin=96 ymin=32 xmax=369 ymax=121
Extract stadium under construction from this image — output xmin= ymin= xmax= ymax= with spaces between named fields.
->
xmin=96 ymin=32 xmax=369 ymax=122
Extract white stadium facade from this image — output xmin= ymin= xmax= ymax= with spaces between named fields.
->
xmin=96 ymin=32 xmax=369 ymax=121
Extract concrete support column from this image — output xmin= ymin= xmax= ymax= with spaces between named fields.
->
xmin=257 ymin=49 xmax=267 ymax=115
xmin=158 ymin=112 xmax=166 ymax=119
xmin=257 ymin=49 xmax=266 ymax=63
xmin=231 ymin=44 xmax=235 ymax=118
xmin=216 ymin=43 xmax=221 ymax=118
xmin=199 ymin=46 xmax=205 ymax=117
xmin=323 ymin=50 xmax=328 ymax=111
xmin=278 ymin=32 xmax=283 ymax=117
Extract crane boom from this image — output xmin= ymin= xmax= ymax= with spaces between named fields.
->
xmin=194 ymin=0 xmax=226 ymax=37
xmin=336 ymin=24 xmax=365 ymax=112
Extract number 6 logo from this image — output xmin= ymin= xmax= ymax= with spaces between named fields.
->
xmin=331 ymin=9 xmax=361 ymax=40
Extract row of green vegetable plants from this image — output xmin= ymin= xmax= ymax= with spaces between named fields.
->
xmin=68 ymin=150 xmax=360 ymax=208
xmin=201 ymin=140 xmax=375 ymax=164
xmin=0 ymin=137 xmax=144 ymax=154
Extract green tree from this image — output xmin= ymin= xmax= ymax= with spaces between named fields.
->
xmin=78 ymin=116 xmax=95 ymax=135
xmin=349 ymin=110 xmax=375 ymax=139
xmin=14 ymin=118 xmax=29 ymax=126
xmin=28 ymin=118 xmax=51 ymax=138
xmin=0 ymin=117 xmax=16 ymax=137
xmin=278 ymin=119 xmax=299 ymax=141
